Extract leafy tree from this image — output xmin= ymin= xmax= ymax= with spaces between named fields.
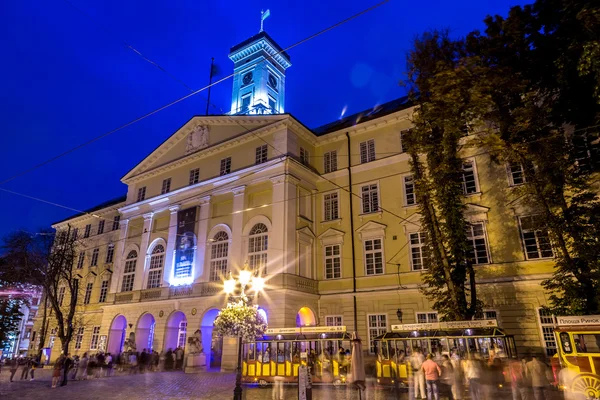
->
xmin=1 ymin=229 xmax=80 ymax=357
xmin=0 ymin=297 xmax=23 ymax=351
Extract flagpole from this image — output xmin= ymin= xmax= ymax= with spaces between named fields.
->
xmin=206 ymin=57 xmax=214 ymax=116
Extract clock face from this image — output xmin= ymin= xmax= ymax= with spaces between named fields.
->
xmin=268 ymin=74 xmax=277 ymax=88
xmin=243 ymin=72 xmax=253 ymax=85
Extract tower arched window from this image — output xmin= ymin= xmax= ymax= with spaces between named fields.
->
xmin=248 ymin=223 xmax=268 ymax=275
xmin=147 ymin=245 xmax=165 ymax=289
xmin=210 ymin=232 xmax=229 ymax=282
xmin=121 ymin=250 xmax=137 ymax=292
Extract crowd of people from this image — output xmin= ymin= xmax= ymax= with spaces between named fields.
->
xmin=1 ymin=346 xmax=186 ymax=389
xmin=402 ymin=348 xmax=553 ymax=400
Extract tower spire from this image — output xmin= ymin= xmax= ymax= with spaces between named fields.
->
xmin=260 ymin=9 xmax=270 ymax=33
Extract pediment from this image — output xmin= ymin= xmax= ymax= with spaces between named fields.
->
xmin=318 ymin=228 xmax=345 ymax=245
xmin=356 ymin=221 xmax=387 ymax=239
xmin=297 ymin=226 xmax=316 ymax=238
xmin=465 ymin=203 xmax=490 ymax=214
xmin=121 ymin=115 xmax=286 ymax=183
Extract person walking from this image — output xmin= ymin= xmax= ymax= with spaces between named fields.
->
xmin=526 ymin=356 xmax=549 ymax=400
xmin=421 ymin=353 xmax=442 ymax=400
xmin=450 ymin=350 xmax=464 ymax=400
xmin=410 ymin=348 xmax=427 ymax=399
xmin=70 ymin=355 xmax=79 ymax=380
xmin=96 ymin=352 xmax=105 ymax=378
xmin=9 ymin=358 xmax=18 ymax=382
xmin=30 ymin=356 xmax=39 ymax=380
xmin=165 ymin=349 xmax=173 ymax=370
xmin=105 ymin=353 xmax=113 ymax=377
xmin=20 ymin=357 xmax=31 ymax=380
xmin=128 ymin=352 xmax=138 ymax=374
xmin=60 ymin=353 xmax=73 ymax=386
xmin=440 ymin=354 xmax=454 ymax=400
xmin=52 ymin=355 xmax=65 ymax=388
xmin=465 ymin=355 xmax=483 ymax=400
xmin=140 ymin=349 xmax=148 ymax=373
xmin=77 ymin=353 xmax=89 ymax=380
xmin=175 ymin=347 xmax=184 ymax=370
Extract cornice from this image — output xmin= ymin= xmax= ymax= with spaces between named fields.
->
xmin=52 ymin=201 xmax=126 ymax=229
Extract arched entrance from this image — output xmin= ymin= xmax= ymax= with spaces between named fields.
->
xmin=136 ymin=313 xmax=156 ymax=352
xmin=163 ymin=311 xmax=187 ymax=352
xmin=108 ymin=315 xmax=127 ymax=355
xmin=201 ymin=308 xmax=222 ymax=369
xmin=296 ymin=307 xmax=317 ymax=327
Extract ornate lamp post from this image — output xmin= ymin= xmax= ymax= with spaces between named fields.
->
xmin=222 ymin=267 xmax=265 ymax=400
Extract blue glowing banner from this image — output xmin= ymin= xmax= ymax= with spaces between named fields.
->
xmin=174 ymin=207 xmax=197 ymax=279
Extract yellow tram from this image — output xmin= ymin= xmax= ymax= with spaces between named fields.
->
xmin=553 ymin=315 xmax=600 ymax=399
xmin=241 ymin=326 xmax=352 ymax=386
xmin=374 ymin=319 xmax=517 ymax=387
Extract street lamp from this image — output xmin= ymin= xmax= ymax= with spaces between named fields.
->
xmin=223 ymin=266 xmax=265 ymax=400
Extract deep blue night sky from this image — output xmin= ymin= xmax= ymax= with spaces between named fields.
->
xmin=0 ymin=0 xmax=525 ymax=238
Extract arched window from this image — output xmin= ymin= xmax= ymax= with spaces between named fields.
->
xmin=147 ymin=245 xmax=165 ymax=289
xmin=210 ymin=232 xmax=229 ymax=281
xmin=121 ymin=250 xmax=137 ymax=292
xmin=248 ymin=223 xmax=268 ymax=275
xmin=178 ymin=320 xmax=187 ymax=348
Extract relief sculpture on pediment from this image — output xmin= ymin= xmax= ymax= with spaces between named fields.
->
xmin=185 ymin=124 xmax=210 ymax=154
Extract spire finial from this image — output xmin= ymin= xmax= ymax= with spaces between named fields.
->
xmin=260 ymin=9 xmax=271 ymax=33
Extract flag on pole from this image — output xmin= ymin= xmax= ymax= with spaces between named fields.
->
xmin=260 ymin=9 xmax=270 ymax=32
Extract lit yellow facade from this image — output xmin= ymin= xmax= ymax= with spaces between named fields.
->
xmin=33 ymin=32 xmax=560 ymax=365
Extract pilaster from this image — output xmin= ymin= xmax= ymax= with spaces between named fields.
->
xmin=270 ymin=174 xmax=299 ymax=275
xmin=133 ymin=212 xmax=154 ymax=291
xmin=162 ymin=205 xmax=180 ymax=287
xmin=109 ymin=218 xmax=129 ymax=294
xmin=231 ymin=186 xmax=246 ymax=271
xmin=194 ymin=196 xmax=211 ymax=282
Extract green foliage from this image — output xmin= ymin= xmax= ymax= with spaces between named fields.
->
xmin=213 ymin=300 xmax=267 ymax=340
xmin=0 ymin=297 xmax=24 ymax=350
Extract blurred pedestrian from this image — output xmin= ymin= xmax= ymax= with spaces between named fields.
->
xmin=465 ymin=355 xmax=483 ymax=400
xmin=526 ymin=356 xmax=549 ymax=400
xmin=421 ymin=353 xmax=442 ymax=400
xmin=20 ymin=357 xmax=31 ymax=380
xmin=77 ymin=353 xmax=89 ymax=380
xmin=8 ymin=358 xmax=18 ymax=382
xmin=411 ymin=348 xmax=427 ymax=399
xmin=52 ymin=354 xmax=65 ymax=388
xmin=61 ymin=353 xmax=73 ymax=386
xmin=508 ymin=358 xmax=528 ymax=400
xmin=440 ymin=354 xmax=455 ymax=400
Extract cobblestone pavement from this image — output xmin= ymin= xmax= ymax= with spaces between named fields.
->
xmin=0 ymin=369 xmax=564 ymax=399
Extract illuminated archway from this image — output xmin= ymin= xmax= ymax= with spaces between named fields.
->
xmin=136 ymin=313 xmax=156 ymax=351
xmin=201 ymin=308 xmax=221 ymax=369
xmin=107 ymin=315 xmax=127 ymax=355
xmin=296 ymin=307 xmax=317 ymax=327
xmin=163 ymin=311 xmax=187 ymax=352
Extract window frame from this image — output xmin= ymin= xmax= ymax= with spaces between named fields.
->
xmin=255 ymin=145 xmax=268 ymax=165
xmin=325 ymin=315 xmax=343 ymax=326
xmin=105 ymin=244 xmax=115 ymax=264
xmin=324 ymin=244 xmax=342 ymax=279
xmin=90 ymin=248 xmax=99 ymax=267
xmin=112 ymin=215 xmax=121 ymax=231
xmin=90 ymin=326 xmax=100 ymax=350
xmin=137 ymin=186 xmax=147 ymax=202
xmin=409 ymin=232 xmax=428 ymax=271
xmin=98 ymin=280 xmax=108 ymax=303
xmin=359 ymin=139 xmax=376 ymax=164
xmin=466 ymin=222 xmax=491 ymax=265
xmin=507 ymin=163 xmax=526 ymax=187
xmin=360 ymin=183 xmax=380 ymax=214
xmin=84 ymin=224 xmax=91 ymax=238
xmin=323 ymin=191 xmax=340 ymax=221
xmin=220 ymin=157 xmax=232 ymax=176
xmin=189 ymin=168 xmax=200 ymax=185
xmin=146 ymin=245 xmax=165 ymax=289
xmin=400 ymin=129 xmax=411 ymax=153
xmin=209 ymin=231 xmax=230 ymax=282
xmin=97 ymin=220 xmax=105 ymax=235
xmin=74 ymin=327 xmax=84 ymax=350
xmin=403 ymin=174 xmax=416 ymax=206
xmin=300 ymin=147 xmax=310 ymax=166
xmin=367 ymin=314 xmax=387 ymax=354
xmin=416 ymin=312 xmax=439 ymax=323
xmin=77 ymin=252 xmax=85 ymax=269
xmin=518 ymin=215 xmax=554 ymax=260
xmin=461 ymin=159 xmax=480 ymax=195
xmin=121 ymin=250 xmax=138 ymax=292
xmin=363 ymin=238 xmax=384 ymax=276
xmin=248 ymin=224 xmax=268 ymax=275
xmin=161 ymin=178 xmax=172 ymax=194
xmin=84 ymin=282 xmax=93 ymax=305
xmin=537 ymin=308 xmax=557 ymax=356
xmin=324 ymin=150 xmax=338 ymax=173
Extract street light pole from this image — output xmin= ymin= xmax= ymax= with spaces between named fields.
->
xmin=233 ymin=332 xmax=243 ymax=400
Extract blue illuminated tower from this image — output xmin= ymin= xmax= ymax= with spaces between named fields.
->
xmin=228 ymin=29 xmax=291 ymax=115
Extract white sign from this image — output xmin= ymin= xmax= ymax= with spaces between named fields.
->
xmin=556 ymin=315 xmax=600 ymax=326
xmin=265 ymin=326 xmax=347 ymax=335
xmin=391 ymin=319 xmax=498 ymax=332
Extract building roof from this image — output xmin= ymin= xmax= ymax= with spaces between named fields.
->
xmin=312 ymin=96 xmax=413 ymax=136
xmin=229 ymin=31 xmax=291 ymax=62
xmin=52 ymin=195 xmax=127 ymax=226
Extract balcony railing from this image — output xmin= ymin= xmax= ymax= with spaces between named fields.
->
xmin=110 ymin=274 xmax=319 ymax=304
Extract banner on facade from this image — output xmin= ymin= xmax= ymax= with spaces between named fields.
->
xmin=174 ymin=207 xmax=197 ymax=279
xmin=265 ymin=326 xmax=347 ymax=335
xmin=391 ymin=319 xmax=497 ymax=332
xmin=556 ymin=315 xmax=600 ymax=326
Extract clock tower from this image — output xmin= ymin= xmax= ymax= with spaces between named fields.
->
xmin=228 ymin=23 xmax=291 ymax=115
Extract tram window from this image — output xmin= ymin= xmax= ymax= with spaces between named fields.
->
xmin=573 ymin=334 xmax=600 ymax=353
xmin=559 ymin=332 xmax=572 ymax=354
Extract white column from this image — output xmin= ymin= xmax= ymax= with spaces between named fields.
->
xmin=162 ymin=205 xmax=180 ymax=287
xmin=270 ymin=175 xmax=299 ymax=275
xmin=109 ymin=218 xmax=129 ymax=294
xmin=194 ymin=196 xmax=211 ymax=282
xmin=231 ymin=186 xmax=246 ymax=271
xmin=133 ymin=212 xmax=154 ymax=291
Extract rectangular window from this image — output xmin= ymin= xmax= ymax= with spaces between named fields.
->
xmin=97 ymin=220 xmax=105 ymax=235
xmin=84 ymin=224 xmax=91 ymax=238
xmin=461 ymin=161 xmax=478 ymax=194
xmin=364 ymin=239 xmax=384 ymax=275
xmin=99 ymin=280 xmax=108 ymax=303
xmin=324 ymin=244 xmax=342 ymax=279
xmin=400 ymin=129 xmax=411 ymax=153
xmin=519 ymin=215 xmax=554 ymax=259
xmin=105 ymin=244 xmax=114 ymax=264
xmin=112 ymin=215 xmax=121 ymax=231
xmin=255 ymin=145 xmax=268 ymax=165
xmin=324 ymin=150 xmax=337 ymax=173
xmin=323 ymin=192 xmax=339 ymax=221
xmin=72 ymin=228 xmax=78 ymax=241
xmin=476 ymin=310 xmax=498 ymax=321
xmin=189 ymin=168 xmax=200 ymax=185
xmin=403 ymin=175 xmax=416 ymax=206
xmin=90 ymin=248 xmax=99 ymax=267
xmin=368 ymin=314 xmax=387 ymax=353
xmin=58 ymin=287 xmax=66 ymax=306
xmin=416 ymin=312 xmax=439 ymax=323
xmin=409 ymin=232 xmax=428 ymax=271
xmin=300 ymin=147 xmax=310 ymax=166
xmin=507 ymin=163 xmax=526 ymax=186
xmin=241 ymin=94 xmax=251 ymax=113
xmin=359 ymin=139 xmax=376 ymax=164
xmin=84 ymin=282 xmax=93 ymax=305
xmin=121 ymin=274 xmax=135 ymax=293
xmin=466 ymin=223 xmax=490 ymax=264
xmin=537 ymin=309 xmax=557 ymax=356
xmin=90 ymin=326 xmax=100 ymax=350
xmin=361 ymin=183 xmax=379 ymax=214
xmin=210 ymin=241 xmax=229 ymax=282
xmin=74 ymin=327 xmax=84 ymax=350
xmin=220 ymin=157 xmax=232 ymax=175
xmin=161 ymin=178 xmax=171 ymax=194
xmin=326 ymin=316 xmax=343 ymax=326
xmin=268 ymin=96 xmax=276 ymax=112
xmin=77 ymin=252 xmax=85 ymax=269
xmin=137 ymin=186 xmax=146 ymax=202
